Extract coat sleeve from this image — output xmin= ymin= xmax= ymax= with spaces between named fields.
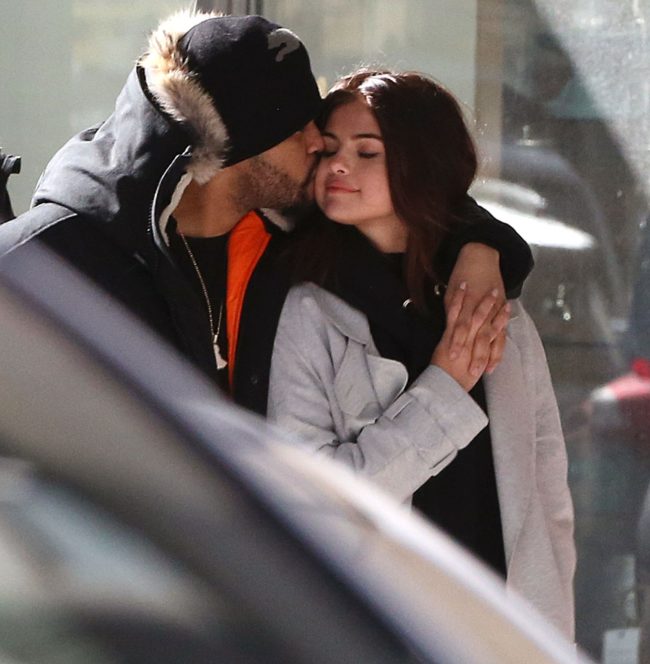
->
xmin=437 ymin=194 xmax=534 ymax=298
xmin=267 ymin=287 xmax=489 ymax=502
xmin=524 ymin=308 xmax=577 ymax=635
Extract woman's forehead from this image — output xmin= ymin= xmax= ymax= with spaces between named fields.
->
xmin=324 ymin=99 xmax=381 ymax=136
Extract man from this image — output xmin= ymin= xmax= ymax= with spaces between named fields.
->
xmin=0 ymin=10 xmax=532 ymax=414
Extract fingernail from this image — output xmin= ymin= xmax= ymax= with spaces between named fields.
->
xmin=505 ymin=302 xmax=512 ymax=312
xmin=471 ymin=365 xmax=482 ymax=376
xmin=459 ymin=281 xmax=467 ymax=290
xmin=491 ymin=288 xmax=499 ymax=297
xmin=450 ymin=350 xmax=458 ymax=359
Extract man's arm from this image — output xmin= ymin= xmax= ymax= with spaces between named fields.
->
xmin=437 ymin=194 xmax=534 ymax=374
xmin=438 ymin=194 xmax=534 ymax=298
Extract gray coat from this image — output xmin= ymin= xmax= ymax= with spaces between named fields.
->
xmin=268 ymin=283 xmax=576 ymax=640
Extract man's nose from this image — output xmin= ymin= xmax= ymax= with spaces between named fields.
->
xmin=303 ymin=121 xmax=325 ymax=153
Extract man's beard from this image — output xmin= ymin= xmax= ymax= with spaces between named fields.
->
xmin=235 ymin=155 xmax=316 ymax=212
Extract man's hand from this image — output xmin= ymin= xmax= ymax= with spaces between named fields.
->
xmin=444 ymin=242 xmax=510 ymax=375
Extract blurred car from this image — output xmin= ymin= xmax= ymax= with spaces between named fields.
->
xmin=587 ymin=213 xmax=650 ymax=449
xmin=0 ymin=242 xmax=589 ymax=664
xmin=585 ymin=211 xmax=649 ymax=456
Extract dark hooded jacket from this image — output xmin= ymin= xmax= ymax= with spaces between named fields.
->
xmin=0 ymin=12 xmax=533 ymax=415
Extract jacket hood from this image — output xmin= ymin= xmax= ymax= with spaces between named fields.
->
xmin=32 ymin=10 xmax=233 ymax=255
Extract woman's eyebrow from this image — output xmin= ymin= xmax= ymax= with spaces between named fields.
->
xmin=354 ymin=132 xmax=383 ymax=140
xmin=322 ymin=130 xmax=383 ymax=141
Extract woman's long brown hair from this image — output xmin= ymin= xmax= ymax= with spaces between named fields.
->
xmin=293 ymin=69 xmax=478 ymax=311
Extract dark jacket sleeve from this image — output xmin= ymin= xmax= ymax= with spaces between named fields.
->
xmin=437 ymin=194 xmax=534 ymax=298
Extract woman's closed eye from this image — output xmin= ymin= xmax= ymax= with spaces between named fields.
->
xmin=319 ymin=150 xmax=378 ymax=159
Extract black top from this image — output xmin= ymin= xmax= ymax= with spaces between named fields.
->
xmin=322 ymin=229 xmax=507 ymax=577
xmin=411 ymin=379 xmax=507 ymax=578
xmin=169 ymin=227 xmax=230 ymax=392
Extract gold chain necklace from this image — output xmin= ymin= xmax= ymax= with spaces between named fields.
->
xmin=179 ymin=233 xmax=228 ymax=370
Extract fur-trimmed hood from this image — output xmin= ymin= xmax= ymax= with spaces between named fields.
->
xmin=139 ymin=10 xmax=228 ymax=185
xmin=32 ymin=10 xmax=292 ymax=257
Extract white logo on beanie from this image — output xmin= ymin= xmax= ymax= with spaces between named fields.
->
xmin=267 ymin=28 xmax=301 ymax=62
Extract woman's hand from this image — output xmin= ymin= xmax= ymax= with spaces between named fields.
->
xmin=432 ymin=283 xmax=511 ymax=391
xmin=444 ymin=242 xmax=509 ymax=374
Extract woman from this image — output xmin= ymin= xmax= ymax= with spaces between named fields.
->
xmin=267 ymin=70 xmax=575 ymax=639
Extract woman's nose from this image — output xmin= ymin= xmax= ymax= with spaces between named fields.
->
xmin=329 ymin=154 xmax=348 ymax=174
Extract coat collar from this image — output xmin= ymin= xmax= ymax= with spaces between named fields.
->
xmin=306 ymin=284 xmax=376 ymax=347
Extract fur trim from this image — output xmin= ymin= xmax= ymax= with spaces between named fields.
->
xmin=140 ymin=10 xmax=228 ymax=184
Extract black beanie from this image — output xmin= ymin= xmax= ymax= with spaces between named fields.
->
xmin=178 ymin=15 xmax=322 ymax=165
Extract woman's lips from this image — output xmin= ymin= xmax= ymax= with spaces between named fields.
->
xmin=325 ymin=181 xmax=357 ymax=193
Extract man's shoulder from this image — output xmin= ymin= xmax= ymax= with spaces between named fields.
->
xmin=0 ymin=203 xmax=77 ymax=258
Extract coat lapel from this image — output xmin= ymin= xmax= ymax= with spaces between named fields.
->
xmin=484 ymin=330 xmax=535 ymax=566
xmin=317 ymin=288 xmax=408 ymax=422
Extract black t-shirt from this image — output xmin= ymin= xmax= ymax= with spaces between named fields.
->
xmin=370 ymin=251 xmax=507 ymax=578
xmin=169 ymin=228 xmax=230 ymax=392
